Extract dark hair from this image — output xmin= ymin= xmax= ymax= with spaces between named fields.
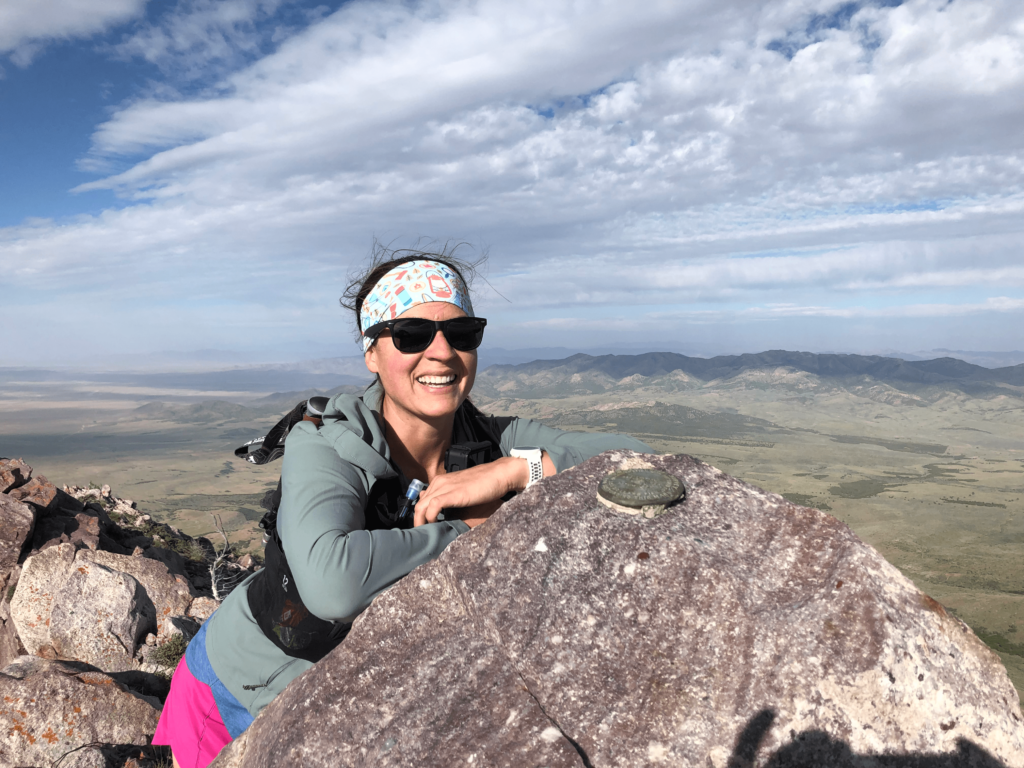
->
xmin=340 ymin=240 xmax=483 ymax=342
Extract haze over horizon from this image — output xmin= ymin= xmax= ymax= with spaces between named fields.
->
xmin=2 ymin=0 xmax=1022 ymax=366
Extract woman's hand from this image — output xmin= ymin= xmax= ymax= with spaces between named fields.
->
xmin=413 ymin=456 xmax=529 ymax=528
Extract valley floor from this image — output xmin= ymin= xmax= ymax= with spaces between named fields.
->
xmin=2 ymin=368 xmax=1021 ymax=700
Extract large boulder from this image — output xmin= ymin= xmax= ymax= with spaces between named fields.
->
xmin=81 ymin=549 xmax=195 ymax=636
xmin=213 ymin=451 xmax=1024 ymax=768
xmin=10 ymin=543 xmax=77 ymax=656
xmin=50 ymin=561 xmax=155 ymax=673
xmin=11 ymin=544 xmax=195 ymax=659
xmin=0 ymin=656 xmax=160 ymax=767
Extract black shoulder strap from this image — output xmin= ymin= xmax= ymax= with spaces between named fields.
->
xmin=453 ymin=399 xmax=514 ymax=458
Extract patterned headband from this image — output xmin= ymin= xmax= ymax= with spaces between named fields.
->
xmin=359 ymin=260 xmax=474 ymax=351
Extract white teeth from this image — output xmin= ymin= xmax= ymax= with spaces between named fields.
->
xmin=417 ymin=375 xmax=456 ymax=385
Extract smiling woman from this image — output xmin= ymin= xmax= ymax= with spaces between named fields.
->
xmin=151 ymin=244 xmax=652 ymax=767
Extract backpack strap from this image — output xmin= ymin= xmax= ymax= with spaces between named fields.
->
xmin=453 ymin=399 xmax=514 ymax=458
xmin=234 ymin=401 xmax=307 ymax=465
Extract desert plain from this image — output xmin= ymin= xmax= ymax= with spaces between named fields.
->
xmin=1 ymin=354 xmax=1021 ymax=700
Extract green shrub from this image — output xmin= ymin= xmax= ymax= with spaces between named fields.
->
xmin=151 ymin=634 xmax=189 ymax=668
xmin=162 ymin=536 xmax=207 ymax=563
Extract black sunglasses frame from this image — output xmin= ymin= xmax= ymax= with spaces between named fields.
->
xmin=364 ymin=317 xmax=487 ymax=354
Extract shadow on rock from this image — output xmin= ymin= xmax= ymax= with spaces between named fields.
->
xmin=732 ymin=709 xmax=1009 ymax=768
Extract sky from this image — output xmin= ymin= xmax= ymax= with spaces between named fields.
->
xmin=1 ymin=0 xmax=1022 ymax=367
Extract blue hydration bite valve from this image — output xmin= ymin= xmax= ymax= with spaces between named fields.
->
xmin=398 ymin=479 xmax=428 ymax=520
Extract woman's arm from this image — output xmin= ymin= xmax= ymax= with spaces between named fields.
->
xmin=499 ymin=417 xmax=653 ymax=471
xmin=277 ymin=423 xmax=469 ymax=623
xmin=413 ymin=417 xmax=652 ymax=526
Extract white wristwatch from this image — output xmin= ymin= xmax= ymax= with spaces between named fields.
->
xmin=510 ymin=447 xmax=544 ymax=489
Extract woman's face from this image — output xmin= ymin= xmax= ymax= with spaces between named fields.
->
xmin=364 ymin=301 xmax=477 ymax=426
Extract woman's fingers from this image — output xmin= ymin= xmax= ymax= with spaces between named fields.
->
xmin=412 ymin=457 xmax=524 ymax=527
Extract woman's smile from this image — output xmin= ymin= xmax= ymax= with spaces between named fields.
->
xmin=416 ymin=373 xmax=458 ymax=388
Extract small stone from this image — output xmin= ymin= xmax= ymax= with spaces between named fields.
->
xmin=164 ymin=615 xmax=200 ymax=641
xmin=145 ymin=633 xmax=157 ymax=646
xmin=37 ymin=644 xmax=58 ymax=660
xmin=132 ymin=546 xmax=146 ymax=557
xmin=100 ymin=484 xmax=111 ymax=498
xmin=238 ymin=554 xmax=254 ymax=569
xmin=70 ymin=513 xmax=101 ymax=550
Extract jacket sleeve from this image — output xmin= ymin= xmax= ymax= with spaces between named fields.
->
xmin=498 ymin=418 xmax=653 ymax=472
xmin=277 ymin=427 xmax=469 ymax=623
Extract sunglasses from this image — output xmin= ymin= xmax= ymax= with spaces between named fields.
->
xmin=364 ymin=317 xmax=487 ymax=354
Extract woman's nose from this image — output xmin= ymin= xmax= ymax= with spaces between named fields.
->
xmin=424 ymin=325 xmax=457 ymax=359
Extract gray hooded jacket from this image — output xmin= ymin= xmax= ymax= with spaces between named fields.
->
xmin=204 ymin=384 xmax=651 ymax=717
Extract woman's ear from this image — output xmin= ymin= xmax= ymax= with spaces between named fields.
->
xmin=364 ymin=345 xmax=380 ymax=374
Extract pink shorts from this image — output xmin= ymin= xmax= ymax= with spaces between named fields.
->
xmin=153 ymin=655 xmax=233 ymax=768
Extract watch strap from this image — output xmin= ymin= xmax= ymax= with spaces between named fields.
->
xmin=511 ymin=447 xmax=544 ymax=489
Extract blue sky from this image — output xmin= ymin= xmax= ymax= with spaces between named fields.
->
xmin=1 ymin=0 xmax=1022 ymax=367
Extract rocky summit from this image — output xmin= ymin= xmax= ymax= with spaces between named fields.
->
xmin=212 ymin=451 xmax=1024 ymax=768
xmin=0 ymin=458 xmax=258 ymax=768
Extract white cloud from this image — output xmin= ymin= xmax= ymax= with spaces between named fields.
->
xmin=744 ymin=296 xmax=1024 ymax=319
xmin=2 ymin=0 xmax=1023 ymax=360
xmin=0 ymin=0 xmax=147 ymax=64
xmin=106 ymin=0 xmax=299 ymax=81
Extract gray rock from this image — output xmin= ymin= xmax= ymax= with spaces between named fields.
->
xmin=8 ymin=474 xmax=58 ymax=511
xmin=10 ymin=542 xmax=77 ymax=655
xmin=212 ymin=452 xmax=1024 ymax=768
xmin=187 ymin=595 xmax=219 ymax=623
xmin=79 ymin=549 xmax=196 ymax=637
xmin=70 ymin=511 xmax=102 ymax=550
xmin=144 ymin=544 xmax=187 ymax=575
xmin=164 ymin=614 xmax=201 ymax=641
xmin=61 ymin=746 xmax=110 ymax=767
xmin=12 ymin=544 xmax=194 ymax=658
xmin=0 ymin=457 xmax=32 ymax=494
xmin=0 ymin=495 xmax=34 ymax=589
xmin=50 ymin=561 xmax=155 ymax=673
xmin=0 ymin=656 xmax=159 ymax=767
xmin=0 ymin=596 xmax=24 ymax=670
xmin=29 ymin=514 xmax=75 ymax=553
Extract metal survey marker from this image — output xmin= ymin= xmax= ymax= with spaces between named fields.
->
xmin=597 ymin=468 xmax=685 ymax=517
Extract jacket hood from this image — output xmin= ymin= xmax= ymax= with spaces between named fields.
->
xmin=316 ymin=382 xmax=395 ymax=481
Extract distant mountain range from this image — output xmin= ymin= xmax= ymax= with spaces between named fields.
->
xmin=3 ymin=350 xmax=1021 ymax=410
xmin=474 ymin=350 xmax=1024 ymax=401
